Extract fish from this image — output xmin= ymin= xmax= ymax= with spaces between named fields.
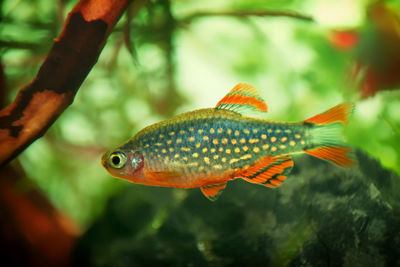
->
xmin=102 ymin=83 xmax=355 ymax=201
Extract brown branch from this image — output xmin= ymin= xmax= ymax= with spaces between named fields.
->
xmin=0 ymin=0 xmax=133 ymax=165
xmin=123 ymin=0 xmax=146 ymax=61
xmin=180 ymin=10 xmax=314 ymax=23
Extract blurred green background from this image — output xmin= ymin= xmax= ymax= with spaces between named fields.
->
xmin=1 ymin=0 xmax=399 ymax=229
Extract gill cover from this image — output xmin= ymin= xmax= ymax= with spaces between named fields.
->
xmin=131 ymin=151 xmax=144 ymax=172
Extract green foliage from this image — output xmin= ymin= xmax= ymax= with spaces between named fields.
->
xmin=1 ymin=0 xmax=399 ymax=228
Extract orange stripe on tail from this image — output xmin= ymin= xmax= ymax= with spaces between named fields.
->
xmin=305 ymin=102 xmax=354 ymax=125
xmin=304 ymin=146 xmax=355 ymax=168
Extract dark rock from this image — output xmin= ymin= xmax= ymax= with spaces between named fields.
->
xmin=72 ymin=150 xmax=400 ymax=266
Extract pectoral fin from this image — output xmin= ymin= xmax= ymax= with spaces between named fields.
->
xmin=200 ymin=182 xmax=227 ymax=201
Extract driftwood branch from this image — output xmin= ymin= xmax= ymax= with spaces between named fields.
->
xmin=180 ymin=10 xmax=314 ymax=23
xmin=0 ymin=0 xmax=132 ymax=165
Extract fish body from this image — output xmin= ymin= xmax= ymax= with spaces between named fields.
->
xmin=117 ymin=109 xmax=306 ymax=188
xmin=102 ymin=83 xmax=355 ymax=200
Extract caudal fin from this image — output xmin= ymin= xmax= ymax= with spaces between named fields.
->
xmin=305 ymin=102 xmax=354 ymax=125
xmin=304 ymin=103 xmax=356 ymax=168
xmin=305 ymin=146 xmax=355 ymax=168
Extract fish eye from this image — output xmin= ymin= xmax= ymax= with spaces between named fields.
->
xmin=109 ymin=151 xmax=127 ymax=169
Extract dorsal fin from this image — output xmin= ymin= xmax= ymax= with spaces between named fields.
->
xmin=215 ymin=83 xmax=268 ymax=117
xmin=239 ymin=155 xmax=294 ymax=188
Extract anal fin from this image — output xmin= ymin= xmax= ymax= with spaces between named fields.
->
xmin=201 ymin=182 xmax=227 ymax=201
xmin=240 ymin=155 xmax=294 ymax=188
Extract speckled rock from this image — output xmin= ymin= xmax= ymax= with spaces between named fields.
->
xmin=72 ymin=150 xmax=400 ymax=266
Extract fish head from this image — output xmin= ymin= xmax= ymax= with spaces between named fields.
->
xmin=101 ymin=144 xmax=146 ymax=182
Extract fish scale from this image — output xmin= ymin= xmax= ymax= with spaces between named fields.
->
xmin=102 ymin=83 xmax=355 ymax=201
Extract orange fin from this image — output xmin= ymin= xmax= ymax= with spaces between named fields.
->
xmin=215 ymin=83 xmax=268 ymax=116
xmin=305 ymin=102 xmax=354 ymax=125
xmin=240 ymin=155 xmax=294 ymax=188
xmin=305 ymin=146 xmax=355 ymax=168
xmin=200 ymin=182 xmax=227 ymax=201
